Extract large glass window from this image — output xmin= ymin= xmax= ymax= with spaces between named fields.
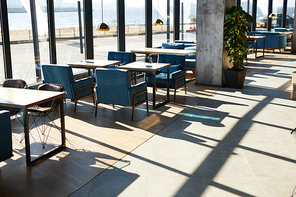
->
xmin=256 ymin=0 xmax=268 ymax=30
xmin=55 ymin=0 xmax=84 ymax=75
xmin=272 ymin=0 xmax=283 ymax=28
xmin=152 ymin=0 xmax=168 ymax=47
xmin=93 ymin=0 xmax=117 ymax=60
xmin=179 ymin=0 xmax=196 ymax=42
xmin=125 ymin=0 xmax=145 ymax=52
xmin=0 ymin=45 xmax=4 ymax=82
xmin=7 ymin=0 xmax=36 ymax=84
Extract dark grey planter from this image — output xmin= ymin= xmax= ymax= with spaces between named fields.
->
xmin=224 ymin=69 xmax=247 ymax=89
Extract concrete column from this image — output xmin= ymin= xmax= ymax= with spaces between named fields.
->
xmin=195 ymin=0 xmax=234 ymax=86
xmin=292 ymin=1 xmax=296 ymax=53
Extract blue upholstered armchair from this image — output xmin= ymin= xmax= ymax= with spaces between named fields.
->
xmin=146 ymin=54 xmax=186 ymax=101
xmin=108 ymin=51 xmax=137 ymax=84
xmin=42 ymin=64 xmax=95 ymax=113
xmin=0 ymin=110 xmax=13 ymax=162
xmin=95 ymin=68 xmax=148 ymax=120
xmin=108 ymin=51 xmax=135 ymax=65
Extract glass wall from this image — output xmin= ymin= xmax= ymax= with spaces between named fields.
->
xmin=125 ymin=0 xmax=145 ymax=52
xmin=179 ymin=0 xmax=196 ymax=42
xmin=0 ymin=45 xmax=4 ymax=82
xmin=37 ymin=0 xmax=50 ymax=72
xmin=54 ymin=0 xmax=84 ymax=75
xmin=256 ymin=0 xmax=268 ymax=30
xmin=7 ymin=0 xmax=36 ymax=84
xmin=152 ymin=0 xmax=168 ymax=47
xmin=272 ymin=0 xmax=283 ymax=28
xmin=93 ymin=0 xmax=117 ymax=60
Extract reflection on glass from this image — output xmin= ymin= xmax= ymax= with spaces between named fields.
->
xmin=93 ymin=0 xmax=117 ymax=60
xmin=7 ymin=0 xmax=36 ymax=84
xmin=125 ymin=0 xmax=145 ymax=52
xmin=54 ymin=0 xmax=85 ymax=75
xmin=179 ymin=0 xmax=196 ymax=42
xmin=0 ymin=45 xmax=4 ymax=82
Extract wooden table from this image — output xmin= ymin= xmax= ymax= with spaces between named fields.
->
xmin=68 ymin=59 xmax=121 ymax=69
xmin=247 ymin=36 xmax=265 ymax=59
xmin=117 ymin=62 xmax=170 ymax=109
xmin=0 ymin=88 xmax=67 ymax=166
xmin=131 ymin=48 xmax=196 ymax=56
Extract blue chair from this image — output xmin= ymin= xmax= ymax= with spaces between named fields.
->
xmin=146 ymin=54 xmax=186 ymax=101
xmin=95 ymin=68 xmax=148 ymax=121
xmin=108 ymin=51 xmax=135 ymax=65
xmin=0 ymin=110 xmax=13 ymax=162
xmin=42 ymin=64 xmax=95 ymax=113
xmin=108 ymin=51 xmax=137 ymax=84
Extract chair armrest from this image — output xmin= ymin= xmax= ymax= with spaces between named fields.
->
xmin=130 ymin=81 xmax=147 ymax=95
xmin=171 ymin=70 xmax=186 ymax=81
xmin=72 ymin=77 xmax=93 ymax=89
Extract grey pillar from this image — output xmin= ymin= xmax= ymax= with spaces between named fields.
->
xmin=251 ymin=0 xmax=257 ymax=31
xmin=174 ymin=0 xmax=180 ymax=41
xmin=145 ymin=0 xmax=152 ymax=47
xmin=0 ymin=0 xmax=12 ymax=79
xmin=195 ymin=0 xmax=226 ymax=86
xmin=47 ymin=0 xmax=57 ymax=64
xmin=83 ymin=0 xmax=94 ymax=59
xmin=117 ymin=0 xmax=125 ymax=51
xmin=282 ymin=0 xmax=287 ymax=28
xmin=292 ymin=1 xmax=296 ymax=53
xmin=267 ymin=0 xmax=273 ymax=31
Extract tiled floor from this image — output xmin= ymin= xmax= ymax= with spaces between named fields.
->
xmin=70 ymin=52 xmax=296 ymax=196
xmin=1 ymin=51 xmax=296 ymax=197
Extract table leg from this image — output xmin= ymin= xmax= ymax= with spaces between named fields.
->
xmin=153 ymin=71 xmax=156 ymax=109
xmin=255 ymin=39 xmax=258 ymax=59
xmin=60 ymin=98 xmax=66 ymax=146
xmin=167 ymin=67 xmax=170 ymax=102
xmin=263 ymin=37 xmax=265 ymax=57
xmin=22 ymin=108 xmax=31 ymax=166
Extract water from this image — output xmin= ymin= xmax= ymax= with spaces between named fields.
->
xmin=8 ymin=7 xmax=195 ymax=30
xmin=7 ymin=8 xmax=175 ymax=31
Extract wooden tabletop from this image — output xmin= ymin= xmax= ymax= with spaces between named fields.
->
xmin=131 ymin=48 xmax=196 ymax=55
xmin=0 ymin=88 xmax=66 ymax=109
xmin=68 ymin=59 xmax=121 ymax=68
xmin=117 ymin=62 xmax=170 ymax=72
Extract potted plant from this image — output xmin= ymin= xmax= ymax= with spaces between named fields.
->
xmin=224 ymin=6 xmax=254 ymax=88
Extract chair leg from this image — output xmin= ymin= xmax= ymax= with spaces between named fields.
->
xmin=92 ymin=88 xmax=95 ymax=105
xmin=146 ymin=92 xmax=149 ymax=113
xmin=113 ymin=104 xmax=115 ymax=108
xmin=184 ymin=84 xmax=187 ymax=94
xmin=74 ymin=99 xmax=78 ymax=113
xmin=95 ymin=102 xmax=98 ymax=117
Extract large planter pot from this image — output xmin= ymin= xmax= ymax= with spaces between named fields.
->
xmin=224 ymin=69 xmax=247 ymax=89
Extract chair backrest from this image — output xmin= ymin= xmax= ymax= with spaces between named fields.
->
xmin=108 ymin=51 xmax=135 ymax=65
xmin=42 ymin=64 xmax=75 ymax=98
xmin=95 ymin=68 xmax=131 ymax=105
xmin=161 ymin=43 xmax=184 ymax=49
xmin=2 ymin=79 xmax=28 ymax=89
xmin=0 ymin=110 xmax=12 ymax=161
xmin=38 ymin=83 xmax=64 ymax=109
xmin=158 ymin=54 xmax=186 ymax=70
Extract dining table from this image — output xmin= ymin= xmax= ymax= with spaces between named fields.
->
xmin=0 ymin=88 xmax=67 ymax=166
xmin=117 ymin=62 xmax=170 ymax=109
xmin=68 ymin=59 xmax=121 ymax=69
xmin=131 ymin=48 xmax=196 ymax=56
